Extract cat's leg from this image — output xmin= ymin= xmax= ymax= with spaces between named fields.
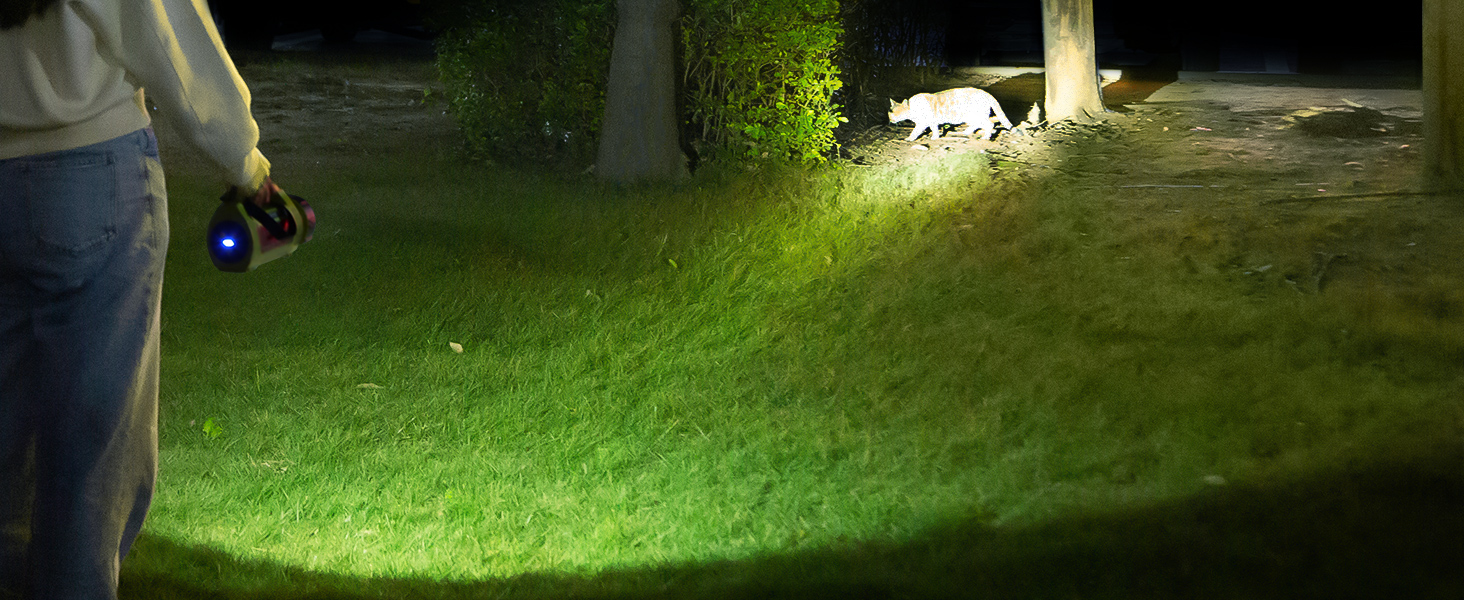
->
xmin=991 ymin=107 xmax=1015 ymax=131
xmin=906 ymin=125 xmax=927 ymax=142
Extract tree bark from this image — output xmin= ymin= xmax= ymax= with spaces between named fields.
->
xmin=597 ymin=0 xmax=687 ymax=183
xmin=1040 ymin=0 xmax=1104 ymax=123
xmin=1423 ymin=0 xmax=1464 ymax=190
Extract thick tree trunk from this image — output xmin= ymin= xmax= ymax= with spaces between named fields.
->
xmin=1423 ymin=0 xmax=1464 ymax=190
xmin=597 ymin=0 xmax=686 ymax=183
xmin=1040 ymin=0 xmax=1104 ymax=123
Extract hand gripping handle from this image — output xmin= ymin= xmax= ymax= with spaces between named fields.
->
xmin=221 ymin=187 xmax=301 ymax=241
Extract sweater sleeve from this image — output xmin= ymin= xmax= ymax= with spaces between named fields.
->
xmin=80 ymin=0 xmax=269 ymax=191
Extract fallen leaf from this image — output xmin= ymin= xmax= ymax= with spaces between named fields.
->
xmin=357 ymin=383 xmax=384 ymax=389
xmin=449 ymin=342 xmax=464 ymax=353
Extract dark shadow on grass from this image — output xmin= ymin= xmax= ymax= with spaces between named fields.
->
xmin=122 ymin=440 xmax=1463 ymax=599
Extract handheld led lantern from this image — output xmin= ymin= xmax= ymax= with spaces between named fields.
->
xmin=207 ymin=185 xmax=315 ymax=272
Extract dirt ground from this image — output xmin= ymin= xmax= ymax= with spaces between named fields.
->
xmin=155 ymin=51 xmax=1463 ymax=330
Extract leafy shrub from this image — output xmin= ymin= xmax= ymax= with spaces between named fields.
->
xmin=682 ymin=0 xmax=846 ymax=164
xmin=438 ymin=0 xmax=847 ymax=166
xmin=434 ymin=0 xmax=614 ymax=163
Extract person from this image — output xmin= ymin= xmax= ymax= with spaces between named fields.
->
xmin=1 ymin=0 xmax=277 ymax=597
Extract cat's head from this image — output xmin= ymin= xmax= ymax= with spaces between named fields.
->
xmin=888 ymin=98 xmax=911 ymax=123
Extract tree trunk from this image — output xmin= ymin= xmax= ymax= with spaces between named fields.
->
xmin=597 ymin=0 xmax=687 ymax=183
xmin=1423 ymin=0 xmax=1464 ymax=190
xmin=1040 ymin=0 xmax=1104 ymax=123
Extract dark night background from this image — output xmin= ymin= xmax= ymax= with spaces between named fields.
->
xmin=942 ymin=0 xmax=1422 ymax=76
xmin=206 ymin=0 xmax=1424 ymax=77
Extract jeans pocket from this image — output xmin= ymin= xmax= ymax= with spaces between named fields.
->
xmin=25 ymin=151 xmax=118 ymax=256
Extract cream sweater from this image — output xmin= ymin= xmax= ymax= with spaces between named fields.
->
xmin=0 ymin=0 xmax=268 ymax=190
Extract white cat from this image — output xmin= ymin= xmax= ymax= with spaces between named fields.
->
xmin=889 ymin=87 xmax=1014 ymax=142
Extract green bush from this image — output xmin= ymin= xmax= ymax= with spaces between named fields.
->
xmin=434 ymin=0 xmax=615 ymax=163
xmin=437 ymin=0 xmax=847 ymax=166
xmin=682 ymin=0 xmax=846 ymax=164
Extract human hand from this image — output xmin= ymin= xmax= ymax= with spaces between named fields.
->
xmin=247 ymin=177 xmax=282 ymax=207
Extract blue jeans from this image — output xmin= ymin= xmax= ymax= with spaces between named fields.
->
xmin=0 ymin=128 xmax=168 ymax=600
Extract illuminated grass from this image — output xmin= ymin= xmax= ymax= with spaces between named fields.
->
xmin=137 ymin=148 xmax=1463 ymax=594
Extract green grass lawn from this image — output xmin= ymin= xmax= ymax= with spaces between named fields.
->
xmin=120 ymin=147 xmax=1463 ymax=598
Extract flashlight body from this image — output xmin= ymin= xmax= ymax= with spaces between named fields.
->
xmin=207 ymin=188 xmax=315 ymax=272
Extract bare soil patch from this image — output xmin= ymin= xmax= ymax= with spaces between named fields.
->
xmin=153 ymin=52 xmax=457 ymax=181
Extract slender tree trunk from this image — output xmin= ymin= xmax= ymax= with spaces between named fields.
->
xmin=597 ymin=0 xmax=687 ymax=183
xmin=1423 ymin=0 xmax=1464 ymax=190
xmin=1040 ymin=0 xmax=1104 ymax=123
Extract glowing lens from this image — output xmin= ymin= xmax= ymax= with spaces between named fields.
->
xmin=208 ymin=221 xmax=251 ymax=265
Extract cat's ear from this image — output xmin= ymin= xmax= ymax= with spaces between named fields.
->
xmin=889 ymin=99 xmax=897 ymax=108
